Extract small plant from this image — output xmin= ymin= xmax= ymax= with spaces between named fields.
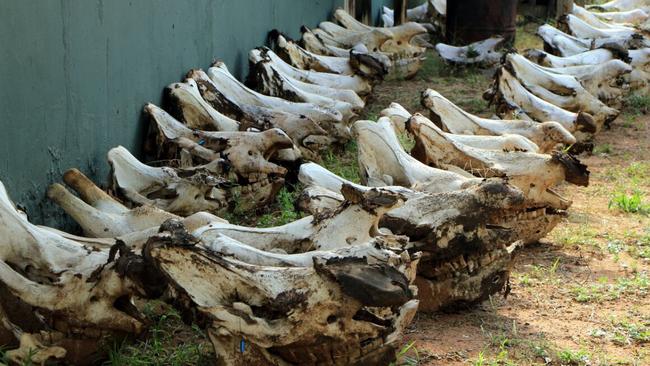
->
xmin=106 ymin=306 xmax=213 ymax=366
xmin=557 ymin=348 xmax=591 ymax=365
xmin=466 ymin=45 xmax=480 ymax=58
xmin=391 ymin=341 xmax=420 ymax=366
xmin=257 ymin=186 xmax=303 ymax=227
xmin=473 ymin=351 xmax=487 ymax=366
xmin=609 ymin=191 xmax=650 ymax=215
xmin=593 ymin=143 xmax=613 ymax=154
xmin=624 ymin=94 xmax=650 ymax=115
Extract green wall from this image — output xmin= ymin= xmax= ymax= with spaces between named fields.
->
xmin=0 ymin=0 xmax=344 ymax=228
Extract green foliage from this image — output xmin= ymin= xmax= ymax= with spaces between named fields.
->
xmin=390 ymin=341 xmax=422 ymax=366
xmin=593 ymin=143 xmax=613 ymax=155
xmin=466 ymin=45 xmax=480 ymax=59
xmin=557 ymin=348 xmax=591 ymax=365
xmin=322 ymin=140 xmax=361 ymax=183
xmin=105 ymin=306 xmax=212 ymax=366
xmin=609 ymin=191 xmax=650 ymax=215
xmin=624 ymin=94 xmax=650 ymax=115
xmin=257 ymin=185 xmax=303 ymax=227
xmin=571 ymin=273 xmax=649 ymax=303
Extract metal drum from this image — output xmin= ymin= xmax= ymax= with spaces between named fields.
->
xmin=446 ymin=0 xmax=518 ymax=45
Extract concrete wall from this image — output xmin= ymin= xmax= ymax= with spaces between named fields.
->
xmin=0 ymin=0 xmax=344 ymax=228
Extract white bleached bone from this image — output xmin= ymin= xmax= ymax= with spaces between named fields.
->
xmin=560 ymin=13 xmax=639 ymax=39
xmin=187 ymin=69 xmax=333 ymax=158
xmin=248 ymin=48 xmax=363 ymax=121
xmin=165 ymin=78 xmax=240 ymax=131
xmin=47 ymin=168 xmax=227 ymax=238
xmin=537 ymin=24 xmax=647 ymax=57
xmin=505 ymin=53 xmax=620 ymax=128
xmin=206 ymin=62 xmax=344 ymax=126
xmin=421 ymin=89 xmax=577 ymax=153
xmin=253 ymin=46 xmax=373 ymax=95
xmin=586 ymin=0 xmax=650 ymax=12
xmin=406 ymin=114 xmax=588 ymax=205
xmin=435 ymin=36 xmax=505 ymax=66
xmin=109 ymin=144 xmax=286 ymax=216
xmin=593 ymin=9 xmax=650 ymax=25
xmin=381 ymin=102 xmax=540 ymax=152
xmin=487 ymin=67 xmax=598 ymax=136
xmin=572 ymin=4 xmax=640 ymax=30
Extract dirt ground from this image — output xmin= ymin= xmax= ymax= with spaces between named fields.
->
xmin=370 ymin=50 xmax=650 ymax=366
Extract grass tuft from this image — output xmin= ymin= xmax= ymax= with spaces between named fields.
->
xmin=609 ymin=191 xmax=650 ymax=215
xmin=105 ymin=304 xmax=213 ymax=366
xmin=624 ymin=94 xmax=650 ymax=115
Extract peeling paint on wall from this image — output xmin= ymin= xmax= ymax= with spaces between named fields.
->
xmin=0 ymin=0 xmax=347 ymax=229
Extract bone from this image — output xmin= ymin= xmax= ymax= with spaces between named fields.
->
xmin=505 ymin=53 xmax=620 ymax=129
xmin=0 ymin=180 xmax=154 ymax=363
xmin=353 ymin=118 xmax=483 ymax=191
xmin=487 ymin=67 xmax=598 ymax=136
xmin=381 ymin=102 xmax=540 ymax=152
xmin=406 ymin=113 xmax=588 ymax=208
xmin=421 ymin=89 xmax=577 ymax=153
xmin=166 ymin=78 xmax=240 ymax=131
xmin=187 ymin=68 xmax=333 ymax=158
xmin=435 ymin=36 xmax=506 ymax=66
xmin=109 ymin=145 xmax=284 ymax=217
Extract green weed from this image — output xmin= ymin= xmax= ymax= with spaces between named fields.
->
xmin=257 ymin=185 xmax=304 ymax=227
xmin=593 ymin=143 xmax=613 ymax=154
xmin=557 ymin=348 xmax=591 ymax=365
xmin=391 ymin=341 xmax=420 ymax=366
xmin=322 ymin=140 xmax=361 ymax=183
xmin=571 ymin=273 xmax=649 ymax=303
xmin=105 ymin=306 xmax=212 ymax=366
xmin=609 ymin=191 xmax=650 ymax=215
xmin=624 ymin=94 xmax=650 ymax=115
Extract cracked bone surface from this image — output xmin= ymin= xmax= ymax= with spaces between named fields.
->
xmin=297 ymin=162 xmax=561 ymax=311
xmin=539 ymin=60 xmax=632 ymax=106
xmin=205 ymin=62 xmax=354 ymax=143
xmin=406 ymin=113 xmax=588 ymax=207
xmin=381 ymin=102 xmax=540 ymax=152
xmin=47 ymin=168 xmax=226 ymax=238
xmin=421 ymin=89 xmax=577 ymax=153
xmin=435 ymin=36 xmax=506 ymax=66
xmin=504 ymin=53 xmax=620 ymax=129
xmin=487 ymin=67 xmax=598 ymax=137
xmin=250 ymin=46 xmax=372 ymax=96
xmin=0 ymin=180 xmax=159 ymax=364
xmin=145 ymin=103 xmax=292 ymax=174
xmin=142 ymin=183 xmax=420 ymax=365
xmin=109 ymin=143 xmax=286 ymax=217
xmin=186 ymin=69 xmax=332 ymax=159
xmin=271 ymin=32 xmax=390 ymax=80
xmin=248 ymin=48 xmax=364 ymax=120
xmin=165 ymin=78 xmax=240 ymax=131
